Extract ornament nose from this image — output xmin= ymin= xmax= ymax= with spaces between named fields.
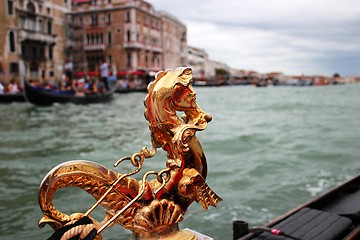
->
xmin=204 ymin=113 xmax=212 ymax=123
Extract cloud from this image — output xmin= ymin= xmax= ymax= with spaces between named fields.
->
xmin=149 ymin=0 xmax=360 ymax=75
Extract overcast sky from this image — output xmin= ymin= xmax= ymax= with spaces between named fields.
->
xmin=149 ymin=0 xmax=360 ymax=76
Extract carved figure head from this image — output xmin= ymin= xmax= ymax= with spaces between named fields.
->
xmin=144 ymin=67 xmax=211 ymax=149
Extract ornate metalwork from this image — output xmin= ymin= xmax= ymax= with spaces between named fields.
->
xmin=38 ymin=67 xmax=222 ymax=239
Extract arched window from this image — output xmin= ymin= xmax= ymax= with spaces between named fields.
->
xmin=9 ymin=31 xmax=16 ymax=52
xmin=26 ymin=2 xmax=36 ymax=31
xmin=27 ymin=2 xmax=36 ymax=13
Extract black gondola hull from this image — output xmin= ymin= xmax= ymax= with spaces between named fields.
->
xmin=0 ymin=93 xmax=26 ymax=103
xmin=24 ymin=81 xmax=116 ymax=105
xmin=235 ymin=173 xmax=360 ymax=240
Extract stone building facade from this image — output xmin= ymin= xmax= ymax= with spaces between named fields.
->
xmin=68 ymin=0 xmax=187 ymax=75
xmin=159 ymin=11 xmax=187 ymax=70
xmin=1 ymin=0 xmax=224 ymax=84
xmin=0 ymin=0 xmax=70 ymax=83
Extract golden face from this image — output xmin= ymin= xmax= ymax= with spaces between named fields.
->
xmin=172 ymin=83 xmax=197 ymax=110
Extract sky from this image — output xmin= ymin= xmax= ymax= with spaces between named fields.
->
xmin=148 ymin=0 xmax=360 ymax=76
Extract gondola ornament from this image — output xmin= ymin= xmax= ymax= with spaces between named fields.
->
xmin=38 ymin=67 xmax=222 ymax=240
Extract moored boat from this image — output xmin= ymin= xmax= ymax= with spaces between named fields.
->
xmin=0 ymin=93 xmax=25 ymax=103
xmin=24 ymin=80 xmax=116 ymax=105
xmin=234 ymin=173 xmax=360 ymax=240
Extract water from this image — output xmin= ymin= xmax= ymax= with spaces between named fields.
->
xmin=0 ymin=85 xmax=359 ymax=240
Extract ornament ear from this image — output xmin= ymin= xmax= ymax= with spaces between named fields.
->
xmin=155 ymin=71 xmax=166 ymax=80
xmin=176 ymin=67 xmax=193 ymax=85
xmin=176 ymin=67 xmax=192 ymax=77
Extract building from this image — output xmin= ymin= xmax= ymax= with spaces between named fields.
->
xmin=0 ymin=0 xmax=196 ymax=84
xmin=0 ymin=0 xmax=70 ymax=83
xmin=159 ymin=11 xmax=187 ymax=70
xmin=69 ymin=0 xmax=187 ymax=76
xmin=187 ymin=46 xmax=208 ymax=81
xmin=187 ymin=45 xmax=229 ymax=84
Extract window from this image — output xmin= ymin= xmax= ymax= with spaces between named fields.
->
xmin=126 ymin=11 xmax=131 ymax=22
xmin=47 ymin=21 xmax=52 ymax=34
xmin=9 ymin=31 xmax=16 ymax=52
xmin=27 ymin=2 xmax=36 ymax=13
xmin=126 ymin=30 xmax=131 ymax=41
xmin=106 ymin=13 xmax=111 ymax=23
xmin=10 ymin=62 xmax=18 ymax=73
xmin=144 ymin=17 xmax=147 ymax=26
xmin=48 ymin=45 xmax=53 ymax=60
xmin=127 ymin=52 xmax=131 ymax=67
xmin=19 ymin=16 xmax=25 ymax=29
xmin=108 ymin=32 xmax=112 ymax=45
xmin=38 ymin=19 xmax=43 ymax=32
xmin=7 ymin=0 xmax=13 ymax=15
xmin=27 ymin=19 xmax=36 ymax=31
xmin=91 ymin=14 xmax=98 ymax=25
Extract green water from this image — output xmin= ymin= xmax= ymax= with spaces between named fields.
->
xmin=0 ymin=85 xmax=359 ymax=239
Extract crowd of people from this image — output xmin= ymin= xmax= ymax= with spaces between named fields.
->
xmin=0 ymin=60 xmax=113 ymax=96
xmin=28 ymin=60 xmax=115 ymax=96
xmin=0 ymin=79 xmax=22 ymax=94
xmin=58 ymin=59 xmax=114 ymax=96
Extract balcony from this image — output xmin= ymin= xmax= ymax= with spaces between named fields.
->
xmin=123 ymin=41 xmax=144 ymax=49
xmin=84 ymin=44 xmax=106 ymax=51
xmin=66 ymin=40 xmax=75 ymax=48
xmin=18 ymin=29 xmax=56 ymax=45
xmin=68 ymin=21 xmax=83 ymax=29
xmin=151 ymin=45 xmax=163 ymax=53
xmin=144 ymin=44 xmax=163 ymax=53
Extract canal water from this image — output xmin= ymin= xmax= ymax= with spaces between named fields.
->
xmin=0 ymin=84 xmax=359 ymax=240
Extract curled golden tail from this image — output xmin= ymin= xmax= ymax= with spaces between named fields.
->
xmin=38 ymin=160 xmax=140 ymax=231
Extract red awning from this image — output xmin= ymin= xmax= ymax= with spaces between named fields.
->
xmin=74 ymin=71 xmax=85 ymax=77
xmin=117 ymin=71 xmax=127 ymax=76
xmin=88 ymin=71 xmax=99 ymax=77
xmin=74 ymin=0 xmax=90 ymax=3
xmin=129 ymin=70 xmax=146 ymax=75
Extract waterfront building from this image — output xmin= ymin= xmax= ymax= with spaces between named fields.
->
xmin=159 ymin=11 xmax=187 ymax=70
xmin=1 ymin=0 xmax=229 ymax=84
xmin=0 ymin=0 xmax=71 ymax=83
xmin=188 ymin=45 xmax=229 ymax=84
xmin=187 ymin=46 xmax=208 ymax=81
xmin=69 ymin=0 xmax=187 ymax=76
xmin=68 ymin=0 xmax=162 ymax=75
xmin=205 ymin=59 xmax=229 ymax=85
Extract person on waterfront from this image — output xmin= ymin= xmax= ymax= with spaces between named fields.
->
xmin=64 ymin=60 xmax=73 ymax=90
xmin=8 ymin=78 xmax=21 ymax=94
xmin=0 ymin=81 xmax=4 ymax=94
xmin=100 ymin=60 xmax=109 ymax=91
xmin=84 ymin=78 xmax=98 ymax=94
xmin=75 ymin=78 xmax=86 ymax=96
xmin=95 ymin=78 xmax=106 ymax=94
xmin=108 ymin=71 xmax=117 ymax=89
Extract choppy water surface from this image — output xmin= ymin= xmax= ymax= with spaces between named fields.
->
xmin=0 ymin=85 xmax=359 ymax=239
